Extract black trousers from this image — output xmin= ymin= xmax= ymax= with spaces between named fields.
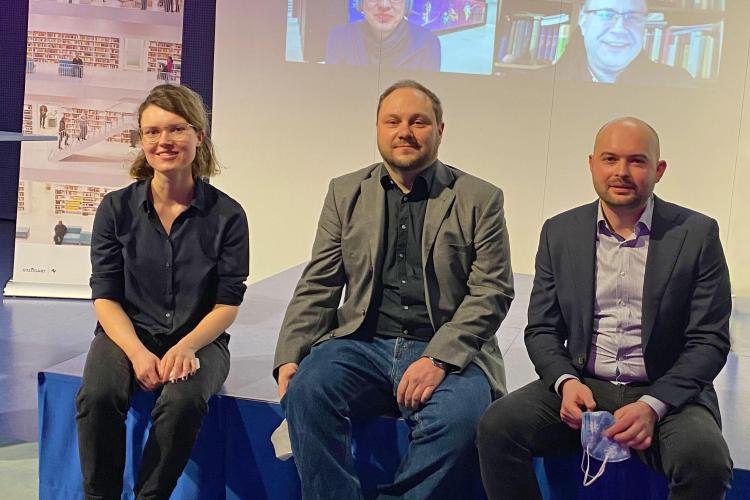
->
xmin=477 ymin=378 xmax=733 ymax=500
xmin=75 ymin=332 xmax=229 ymax=500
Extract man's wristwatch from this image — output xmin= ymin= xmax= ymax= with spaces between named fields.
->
xmin=427 ymin=357 xmax=455 ymax=373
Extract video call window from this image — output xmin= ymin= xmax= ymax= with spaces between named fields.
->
xmin=492 ymin=0 xmax=726 ymax=86
xmin=347 ymin=0 xmax=489 ymax=34
xmin=285 ymin=0 xmax=726 ymax=85
xmin=286 ymin=0 xmax=495 ymax=75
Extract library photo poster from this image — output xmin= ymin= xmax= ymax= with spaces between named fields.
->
xmin=285 ymin=0 xmax=726 ymax=85
xmin=10 ymin=0 xmax=185 ymax=297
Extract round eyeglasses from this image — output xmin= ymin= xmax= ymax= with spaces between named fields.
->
xmin=139 ymin=123 xmax=197 ymax=143
xmin=584 ymin=9 xmax=648 ymax=26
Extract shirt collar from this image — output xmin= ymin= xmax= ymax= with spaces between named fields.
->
xmin=136 ymin=176 xmax=208 ymax=214
xmin=379 ymin=161 xmax=436 ymax=196
xmin=597 ymin=195 xmax=654 ymax=239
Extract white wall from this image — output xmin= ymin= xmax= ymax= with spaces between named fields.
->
xmin=211 ymin=1 xmax=750 ymax=298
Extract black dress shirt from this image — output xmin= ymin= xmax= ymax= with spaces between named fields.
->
xmin=367 ymin=164 xmax=435 ymax=340
xmin=90 ymin=177 xmax=249 ymax=341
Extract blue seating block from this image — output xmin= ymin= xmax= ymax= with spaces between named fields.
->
xmin=38 ymin=370 xmax=750 ymax=499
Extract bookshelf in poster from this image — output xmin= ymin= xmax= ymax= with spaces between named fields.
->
xmin=54 ymin=184 xmax=114 ymax=217
xmin=61 ymin=108 xmax=135 ymax=144
xmin=23 ymin=104 xmax=33 ymax=135
xmin=147 ymin=41 xmax=182 ymax=79
xmin=17 ymin=181 xmax=26 ymax=214
xmin=26 ymin=31 xmax=120 ymax=68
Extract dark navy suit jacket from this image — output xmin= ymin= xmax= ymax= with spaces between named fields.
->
xmin=524 ymin=196 xmax=731 ymax=424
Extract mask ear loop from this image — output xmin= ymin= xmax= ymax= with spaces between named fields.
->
xmin=581 ymin=446 xmax=609 ymax=487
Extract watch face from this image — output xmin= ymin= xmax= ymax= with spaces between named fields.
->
xmin=430 ymin=357 xmax=447 ymax=370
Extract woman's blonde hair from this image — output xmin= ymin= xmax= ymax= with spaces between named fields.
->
xmin=129 ymin=84 xmax=219 ymax=180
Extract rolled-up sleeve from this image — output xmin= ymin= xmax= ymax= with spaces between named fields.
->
xmin=215 ymin=203 xmax=249 ymax=306
xmin=89 ymin=194 xmax=124 ymax=302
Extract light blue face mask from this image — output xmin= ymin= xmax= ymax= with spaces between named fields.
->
xmin=580 ymin=410 xmax=631 ymax=486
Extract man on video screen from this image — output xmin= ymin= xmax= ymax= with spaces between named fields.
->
xmin=326 ymin=0 xmax=441 ymax=71
xmin=549 ymin=0 xmax=693 ymax=85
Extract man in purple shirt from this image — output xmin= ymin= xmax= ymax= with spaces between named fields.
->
xmin=476 ymin=117 xmax=733 ymax=499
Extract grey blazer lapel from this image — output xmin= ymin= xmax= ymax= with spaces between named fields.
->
xmin=642 ymin=198 xmax=687 ymax=348
xmin=360 ymin=166 xmax=386 ymax=274
xmin=422 ymin=161 xmax=456 ymax=266
xmin=568 ymin=202 xmax=598 ymax=348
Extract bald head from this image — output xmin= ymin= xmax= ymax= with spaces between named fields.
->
xmin=589 ymin=116 xmax=667 ymax=217
xmin=594 ymin=117 xmax=660 ymax=159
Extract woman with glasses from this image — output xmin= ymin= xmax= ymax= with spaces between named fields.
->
xmin=76 ymin=84 xmax=249 ymax=499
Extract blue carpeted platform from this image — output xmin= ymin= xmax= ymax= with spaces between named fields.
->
xmin=0 ymin=266 xmax=747 ymax=498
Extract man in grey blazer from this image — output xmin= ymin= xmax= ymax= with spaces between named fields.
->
xmin=477 ymin=117 xmax=733 ymax=499
xmin=274 ymin=80 xmax=514 ymax=499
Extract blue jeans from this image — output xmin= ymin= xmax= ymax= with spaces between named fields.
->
xmin=282 ymin=334 xmax=492 ymax=500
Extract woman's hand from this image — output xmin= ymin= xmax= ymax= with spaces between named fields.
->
xmin=159 ymin=343 xmax=198 ymax=383
xmin=130 ymin=348 xmax=163 ymax=391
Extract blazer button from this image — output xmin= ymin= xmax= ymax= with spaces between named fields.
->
xmin=576 ymin=356 xmax=585 ymax=366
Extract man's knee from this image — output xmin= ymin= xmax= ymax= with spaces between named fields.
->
xmin=666 ymin=431 xmax=732 ymax=484
xmin=419 ymin=385 xmax=490 ymax=450
xmin=476 ymin=396 xmax=520 ymax=447
xmin=425 ymin=404 xmax=482 ymax=450
xmin=284 ymin=367 xmax=343 ymax=415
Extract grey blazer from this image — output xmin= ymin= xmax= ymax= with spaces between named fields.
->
xmin=273 ymin=161 xmax=515 ymax=399
xmin=525 ymin=197 xmax=732 ymax=423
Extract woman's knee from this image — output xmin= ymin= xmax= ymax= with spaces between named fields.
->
xmin=75 ymin=376 xmax=130 ymax=416
xmin=154 ymin=386 xmax=209 ymax=423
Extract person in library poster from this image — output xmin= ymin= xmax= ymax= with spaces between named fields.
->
xmin=78 ymin=115 xmax=88 ymax=141
xmin=75 ymin=84 xmax=249 ymax=500
xmin=162 ymin=0 xmax=180 ymax=13
xmin=58 ymin=116 xmax=69 ymax=149
xmin=72 ymin=53 xmax=83 ymax=78
xmin=129 ymin=128 xmax=139 ymax=148
xmin=39 ymin=104 xmax=48 ymax=129
xmin=326 ymin=0 xmax=441 ymax=71
xmin=53 ymin=220 xmax=67 ymax=245
xmin=543 ymin=0 xmax=693 ymax=86
xmin=165 ymin=55 xmax=175 ymax=80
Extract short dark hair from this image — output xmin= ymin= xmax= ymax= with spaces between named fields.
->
xmin=377 ymin=80 xmax=443 ymax=124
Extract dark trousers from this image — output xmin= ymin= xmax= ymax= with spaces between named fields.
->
xmin=477 ymin=378 xmax=733 ymax=500
xmin=75 ymin=332 xmax=230 ymax=500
